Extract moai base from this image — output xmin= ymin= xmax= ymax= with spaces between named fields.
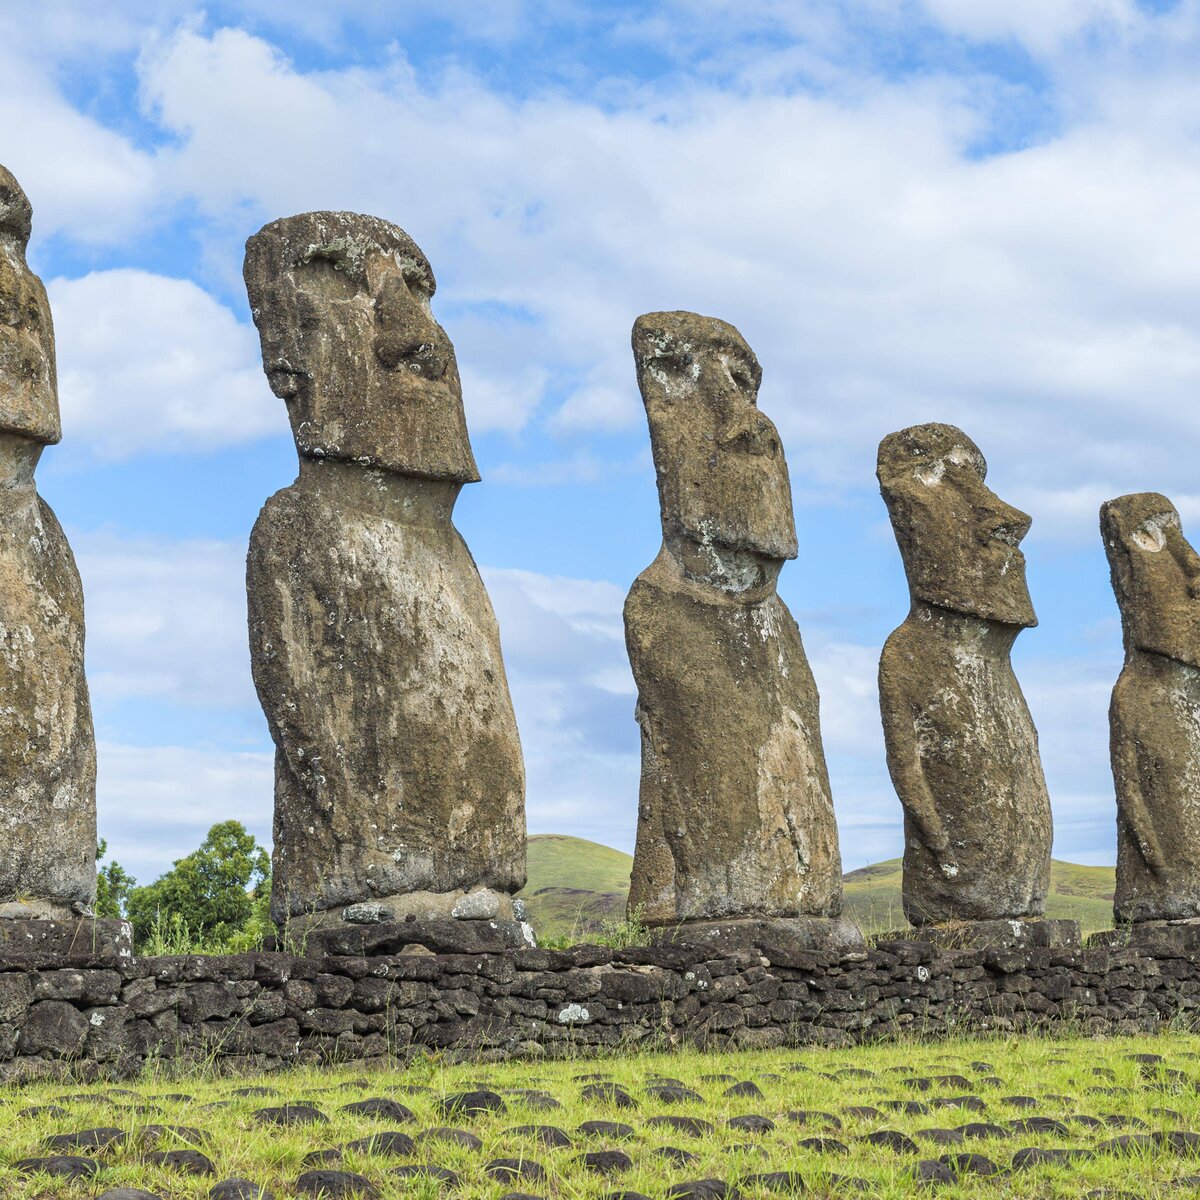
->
xmin=649 ymin=915 xmax=866 ymax=961
xmin=624 ymin=311 xmax=860 ymax=955
xmin=880 ymin=917 xmax=1080 ymax=951
xmin=0 ymin=916 xmax=132 ymax=961
xmin=1089 ymin=918 xmax=1200 ymax=955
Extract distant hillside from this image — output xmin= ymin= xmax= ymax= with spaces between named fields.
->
xmin=843 ymin=858 xmax=1116 ymax=937
xmin=517 ymin=835 xmax=633 ymax=939
xmin=520 ymin=836 xmax=1117 ymax=941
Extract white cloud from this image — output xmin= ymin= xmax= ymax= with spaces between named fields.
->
xmin=73 ymin=529 xmax=259 ymax=710
xmin=97 ymin=742 xmax=273 ymax=885
xmin=49 ymin=269 xmax=276 ymax=460
xmin=920 ymin=0 xmax=1140 ymax=54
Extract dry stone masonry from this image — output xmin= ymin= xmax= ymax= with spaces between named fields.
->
xmin=243 ymin=211 xmax=527 ymax=950
xmin=0 ymin=936 xmax=1198 ymax=1082
xmin=0 ymin=164 xmax=99 ymax=932
xmin=1103 ymin=493 xmax=1200 ymax=944
xmin=623 ymin=312 xmax=856 ymax=953
xmin=876 ymin=425 xmax=1057 ymax=941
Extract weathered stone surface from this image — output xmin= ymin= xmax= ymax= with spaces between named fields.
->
xmin=877 ymin=919 xmax=1079 ymax=951
xmin=651 ymin=916 xmax=864 ymax=960
xmin=0 ymin=164 xmax=95 ymax=919
xmin=625 ymin=311 xmax=843 ymax=927
xmin=1102 ymin=493 xmax=1200 ymax=923
xmin=0 ymin=918 xmax=131 ymax=961
xmin=877 ymin=424 xmax=1051 ymax=925
xmin=243 ymin=211 xmax=525 ymax=932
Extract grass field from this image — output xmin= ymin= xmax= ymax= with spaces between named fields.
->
xmin=520 ymin=837 xmax=1119 ymax=941
xmin=5 ymin=1033 xmax=1200 ymax=1197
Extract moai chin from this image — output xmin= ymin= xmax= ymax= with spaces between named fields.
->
xmin=624 ymin=310 xmax=860 ymax=953
xmin=1103 ymin=493 xmax=1200 ymax=930
xmin=877 ymin=424 xmax=1063 ymax=942
xmin=244 ymin=211 xmax=527 ymax=950
xmin=0 ymin=164 xmax=99 ymax=930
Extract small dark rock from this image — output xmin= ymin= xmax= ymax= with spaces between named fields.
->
xmin=580 ymin=1150 xmax=633 ymax=1175
xmin=295 ymin=1169 xmax=379 ymax=1197
xmin=509 ymin=1125 xmax=573 ymax=1148
xmin=44 ymin=1126 xmax=126 ymax=1153
xmin=784 ymin=1110 xmax=842 ymax=1128
xmin=340 ymin=1098 xmax=414 ymax=1122
xmin=1011 ymin=1147 xmax=1093 ymax=1169
xmin=724 ymin=1081 xmax=763 ymax=1099
xmin=648 ymin=1115 xmax=714 ymax=1138
xmin=842 ymin=1106 xmax=881 ymax=1120
xmin=16 ymin=1155 xmax=98 ymax=1179
xmin=863 ymin=1129 xmax=918 ymax=1154
xmin=345 ymin=1132 xmax=416 ymax=1157
xmin=797 ymin=1136 xmax=849 ymax=1154
xmin=655 ymin=1146 xmax=700 ymax=1166
xmin=728 ymin=1115 xmax=775 ymax=1133
xmin=579 ymin=1120 xmax=636 ymax=1140
xmin=913 ymin=1159 xmax=955 ymax=1185
xmin=210 ymin=1179 xmax=273 ymax=1200
xmin=486 ymin=1157 xmax=546 ymax=1183
xmin=389 ymin=1165 xmax=459 ymax=1186
xmin=939 ymin=1153 xmax=998 ymax=1176
xmin=743 ymin=1171 xmax=805 ymax=1193
xmin=254 ymin=1104 xmax=327 ymax=1126
xmin=649 ymin=1084 xmax=704 ymax=1104
xmin=146 ymin=1149 xmax=216 ymax=1175
xmin=582 ymin=1083 xmax=637 ymax=1109
xmin=419 ymin=1126 xmax=483 ymax=1149
xmin=440 ymin=1089 xmax=505 ymax=1117
xmin=1010 ymin=1116 xmax=1069 ymax=1136
xmin=666 ymin=1180 xmax=739 ymax=1199
xmin=915 ymin=1128 xmax=963 ymax=1146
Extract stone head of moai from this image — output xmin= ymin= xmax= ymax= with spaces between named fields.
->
xmin=0 ymin=165 xmax=60 ymax=451
xmin=877 ymin=422 xmax=1035 ymax=627
xmin=1102 ymin=493 xmax=1200 ymax=667
xmin=243 ymin=211 xmax=478 ymax=483
xmin=632 ymin=310 xmax=797 ymax=596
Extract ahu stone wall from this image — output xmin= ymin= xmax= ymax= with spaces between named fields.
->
xmin=0 ymin=939 xmax=1199 ymax=1084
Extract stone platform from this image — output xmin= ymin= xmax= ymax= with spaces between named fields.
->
xmin=1089 ymin=918 xmax=1200 ymax=955
xmin=0 ymin=918 xmax=132 ymax=962
xmin=648 ymin=915 xmax=866 ymax=964
xmin=878 ymin=917 xmax=1081 ymax=951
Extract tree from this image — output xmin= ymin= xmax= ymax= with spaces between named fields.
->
xmin=94 ymin=839 xmax=137 ymax=919
xmin=127 ymin=820 xmax=270 ymax=950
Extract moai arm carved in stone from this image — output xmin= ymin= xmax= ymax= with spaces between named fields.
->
xmin=624 ymin=310 xmax=861 ymax=952
xmin=1102 ymin=493 xmax=1200 ymax=925
xmin=877 ymin=424 xmax=1058 ymax=936
xmin=244 ymin=212 xmax=527 ymax=949
xmin=0 ymin=165 xmax=97 ymax=925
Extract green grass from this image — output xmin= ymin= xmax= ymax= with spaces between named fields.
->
xmin=521 ymin=837 xmax=1119 ymax=941
xmin=5 ymin=1033 xmax=1200 ymax=1197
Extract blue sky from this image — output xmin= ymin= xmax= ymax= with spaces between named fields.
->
xmin=4 ymin=0 xmax=1199 ymax=885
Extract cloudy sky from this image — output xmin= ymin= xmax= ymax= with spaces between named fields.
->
xmin=3 ymin=0 xmax=1195 ymax=885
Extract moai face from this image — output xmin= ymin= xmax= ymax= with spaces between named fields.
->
xmin=633 ymin=311 xmax=797 ymax=594
xmin=877 ymin=423 xmax=1036 ymax=627
xmin=1102 ymin=493 xmax=1200 ymax=669
xmin=0 ymin=166 xmax=60 ymax=447
xmin=244 ymin=211 xmax=479 ymax=482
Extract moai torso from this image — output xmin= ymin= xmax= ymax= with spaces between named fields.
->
xmin=0 ymin=166 xmax=95 ymax=916
xmin=1103 ymin=494 xmax=1200 ymax=923
xmin=625 ymin=311 xmax=843 ymax=926
xmin=877 ymin=424 xmax=1051 ymax=926
xmin=244 ymin=212 xmax=525 ymax=928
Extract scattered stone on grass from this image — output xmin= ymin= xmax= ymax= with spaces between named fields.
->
xmin=648 ymin=1115 xmax=715 ymax=1138
xmin=579 ymin=1150 xmax=633 ymax=1175
xmin=419 ymin=1126 xmax=483 ymax=1149
xmin=582 ymin=1083 xmax=637 ymax=1108
xmin=509 ymin=1124 xmax=573 ymax=1148
xmin=486 ymin=1157 xmax=546 ymax=1183
xmin=145 ymin=1148 xmax=216 ymax=1174
xmin=295 ymin=1169 xmax=379 ymax=1198
xmin=340 ymin=1098 xmax=413 ymax=1122
xmin=253 ymin=1104 xmax=327 ymax=1126
xmin=862 ymin=1129 xmax=919 ymax=1154
xmin=15 ymin=1154 xmax=98 ymax=1178
xmin=579 ymin=1120 xmax=636 ymax=1140
xmin=210 ymin=1181 xmax=274 ymax=1200
xmin=440 ymin=1089 xmax=505 ymax=1117
xmin=389 ymin=1165 xmax=459 ymax=1186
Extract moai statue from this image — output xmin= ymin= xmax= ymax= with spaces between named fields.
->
xmin=0 ymin=165 xmax=103 ymax=948
xmin=244 ymin=211 xmax=528 ymax=953
xmin=624 ymin=310 xmax=861 ymax=954
xmin=877 ymin=424 xmax=1071 ymax=947
xmin=1103 ymin=493 xmax=1200 ymax=938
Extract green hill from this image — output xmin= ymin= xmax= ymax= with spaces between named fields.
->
xmin=843 ymin=858 xmax=1116 ymax=938
xmin=520 ymin=836 xmax=1117 ymax=941
xmin=517 ymin=835 xmax=633 ymax=939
